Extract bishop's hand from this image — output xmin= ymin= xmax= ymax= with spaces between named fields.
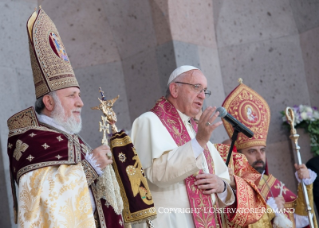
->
xmin=274 ymin=196 xmax=285 ymax=211
xmin=294 ymin=163 xmax=310 ymax=180
xmin=91 ymin=145 xmax=113 ymax=170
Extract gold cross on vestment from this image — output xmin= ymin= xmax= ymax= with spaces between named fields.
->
xmin=26 ymin=155 xmax=34 ymax=162
xmin=99 ymin=116 xmax=110 ymax=145
xmin=13 ymin=140 xmax=29 ymax=161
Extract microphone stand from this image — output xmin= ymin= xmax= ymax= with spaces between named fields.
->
xmin=226 ymin=128 xmax=240 ymax=166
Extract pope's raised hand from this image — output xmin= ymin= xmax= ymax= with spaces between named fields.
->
xmin=91 ymin=145 xmax=113 ymax=169
xmin=196 ymin=107 xmax=223 ymax=148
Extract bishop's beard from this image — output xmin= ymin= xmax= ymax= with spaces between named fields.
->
xmin=51 ymin=92 xmax=82 ymax=134
xmin=252 ymin=160 xmax=266 ymax=174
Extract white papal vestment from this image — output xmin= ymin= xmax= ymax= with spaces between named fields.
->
xmin=131 ymin=110 xmax=235 ymax=228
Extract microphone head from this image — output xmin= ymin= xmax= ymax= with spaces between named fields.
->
xmin=216 ymin=107 xmax=227 ymax=118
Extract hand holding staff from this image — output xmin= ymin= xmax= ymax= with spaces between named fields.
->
xmin=285 ymin=107 xmax=314 ymax=228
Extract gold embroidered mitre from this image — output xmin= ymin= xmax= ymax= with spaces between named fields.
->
xmin=27 ymin=8 xmax=79 ymax=99
xmin=222 ymin=79 xmax=270 ymax=150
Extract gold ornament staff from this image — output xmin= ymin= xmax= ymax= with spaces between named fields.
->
xmin=91 ymin=87 xmax=119 ymax=157
xmin=285 ymin=107 xmax=314 ymax=228
xmin=91 ymin=87 xmax=155 ymax=228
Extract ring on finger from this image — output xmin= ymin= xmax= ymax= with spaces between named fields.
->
xmin=106 ymin=152 xmax=112 ymax=158
xmin=206 ymin=122 xmax=212 ymax=126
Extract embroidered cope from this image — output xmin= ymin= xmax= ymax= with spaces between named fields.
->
xmin=7 ymin=107 xmax=124 ymax=228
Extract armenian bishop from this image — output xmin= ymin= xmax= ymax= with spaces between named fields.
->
xmin=222 ymin=79 xmax=318 ymax=228
xmin=7 ymin=8 xmax=123 ymax=228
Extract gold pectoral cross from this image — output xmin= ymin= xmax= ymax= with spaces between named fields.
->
xmin=99 ymin=116 xmax=110 ymax=145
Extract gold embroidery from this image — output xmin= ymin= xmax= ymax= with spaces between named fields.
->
xmin=29 ymin=39 xmax=50 ymax=98
xmin=111 ymin=145 xmax=156 ymax=222
xmin=8 ymin=143 xmax=13 ymax=149
xmin=26 ymin=155 xmax=34 ymax=162
xmin=81 ymin=144 xmax=88 ymax=154
xmin=259 ymin=175 xmax=276 ymax=199
xmin=20 ymin=165 xmax=95 ymax=227
xmin=29 ymin=133 xmax=36 ymax=137
xmin=91 ymin=183 xmax=107 ymax=228
xmin=58 ymin=186 xmax=95 ymax=228
xmin=222 ymin=83 xmax=270 ymax=150
xmin=192 ymin=194 xmax=215 ymax=227
xmin=30 ymin=10 xmax=79 ymax=98
xmin=56 ymin=155 xmax=62 ymax=160
xmin=57 ymin=136 xmax=63 ymax=141
xmin=20 ymin=181 xmax=41 ymax=222
xmin=42 ymin=143 xmax=50 ymax=149
xmin=73 ymin=135 xmax=81 ymax=163
xmin=215 ymin=144 xmax=265 ymax=226
xmin=67 ymin=137 xmax=75 ymax=162
xmin=118 ymin=152 xmax=126 ymax=163
xmin=9 ymin=125 xmax=59 ymax=137
xmin=7 ymin=107 xmax=39 ymax=131
xmin=110 ymin=136 xmax=132 ymax=148
xmin=125 ymin=148 xmax=153 ymax=205
xmin=13 ymin=140 xmax=29 ymax=161
xmin=17 ymin=160 xmax=75 ymax=182
xmin=19 ymin=169 xmax=46 ymax=222
xmin=81 ymin=160 xmax=98 ymax=186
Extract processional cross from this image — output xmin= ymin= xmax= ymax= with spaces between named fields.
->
xmin=91 ymin=88 xmax=156 ymax=228
xmin=91 ymin=87 xmax=119 ymax=153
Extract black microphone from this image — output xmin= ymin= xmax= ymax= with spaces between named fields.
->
xmin=216 ymin=107 xmax=254 ymax=138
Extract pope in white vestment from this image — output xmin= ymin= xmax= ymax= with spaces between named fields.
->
xmin=131 ymin=66 xmax=235 ymax=228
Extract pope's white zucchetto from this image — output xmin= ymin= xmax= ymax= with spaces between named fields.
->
xmin=167 ymin=65 xmax=199 ymax=85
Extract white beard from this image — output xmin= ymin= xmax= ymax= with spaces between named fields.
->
xmin=51 ymin=93 xmax=82 ymax=134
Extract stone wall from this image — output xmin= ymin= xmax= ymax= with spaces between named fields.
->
xmin=1 ymin=0 xmax=318 ymax=226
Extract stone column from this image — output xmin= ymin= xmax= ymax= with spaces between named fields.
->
xmin=0 ymin=0 xmax=38 ymax=227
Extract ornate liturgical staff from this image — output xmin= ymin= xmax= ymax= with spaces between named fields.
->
xmin=92 ymin=88 xmax=156 ymax=228
xmin=285 ymin=107 xmax=314 ymax=228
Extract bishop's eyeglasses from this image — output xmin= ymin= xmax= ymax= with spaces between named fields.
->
xmin=174 ymin=82 xmax=211 ymax=97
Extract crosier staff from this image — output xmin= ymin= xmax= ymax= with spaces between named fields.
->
xmin=285 ymin=107 xmax=314 ymax=228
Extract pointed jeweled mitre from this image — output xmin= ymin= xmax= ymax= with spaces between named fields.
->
xmin=222 ymin=79 xmax=271 ymax=150
xmin=27 ymin=8 xmax=79 ymax=99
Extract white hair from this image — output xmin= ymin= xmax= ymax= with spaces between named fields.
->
xmin=51 ymin=92 xmax=82 ymax=134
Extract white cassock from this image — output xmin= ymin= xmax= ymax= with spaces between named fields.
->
xmin=131 ymin=110 xmax=235 ymax=228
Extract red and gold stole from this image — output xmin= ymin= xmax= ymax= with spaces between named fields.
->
xmin=259 ymin=174 xmax=296 ymax=223
xmin=151 ymin=97 xmax=220 ymax=228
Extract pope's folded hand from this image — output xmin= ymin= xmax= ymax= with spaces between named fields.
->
xmin=194 ymin=173 xmax=225 ymax=194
